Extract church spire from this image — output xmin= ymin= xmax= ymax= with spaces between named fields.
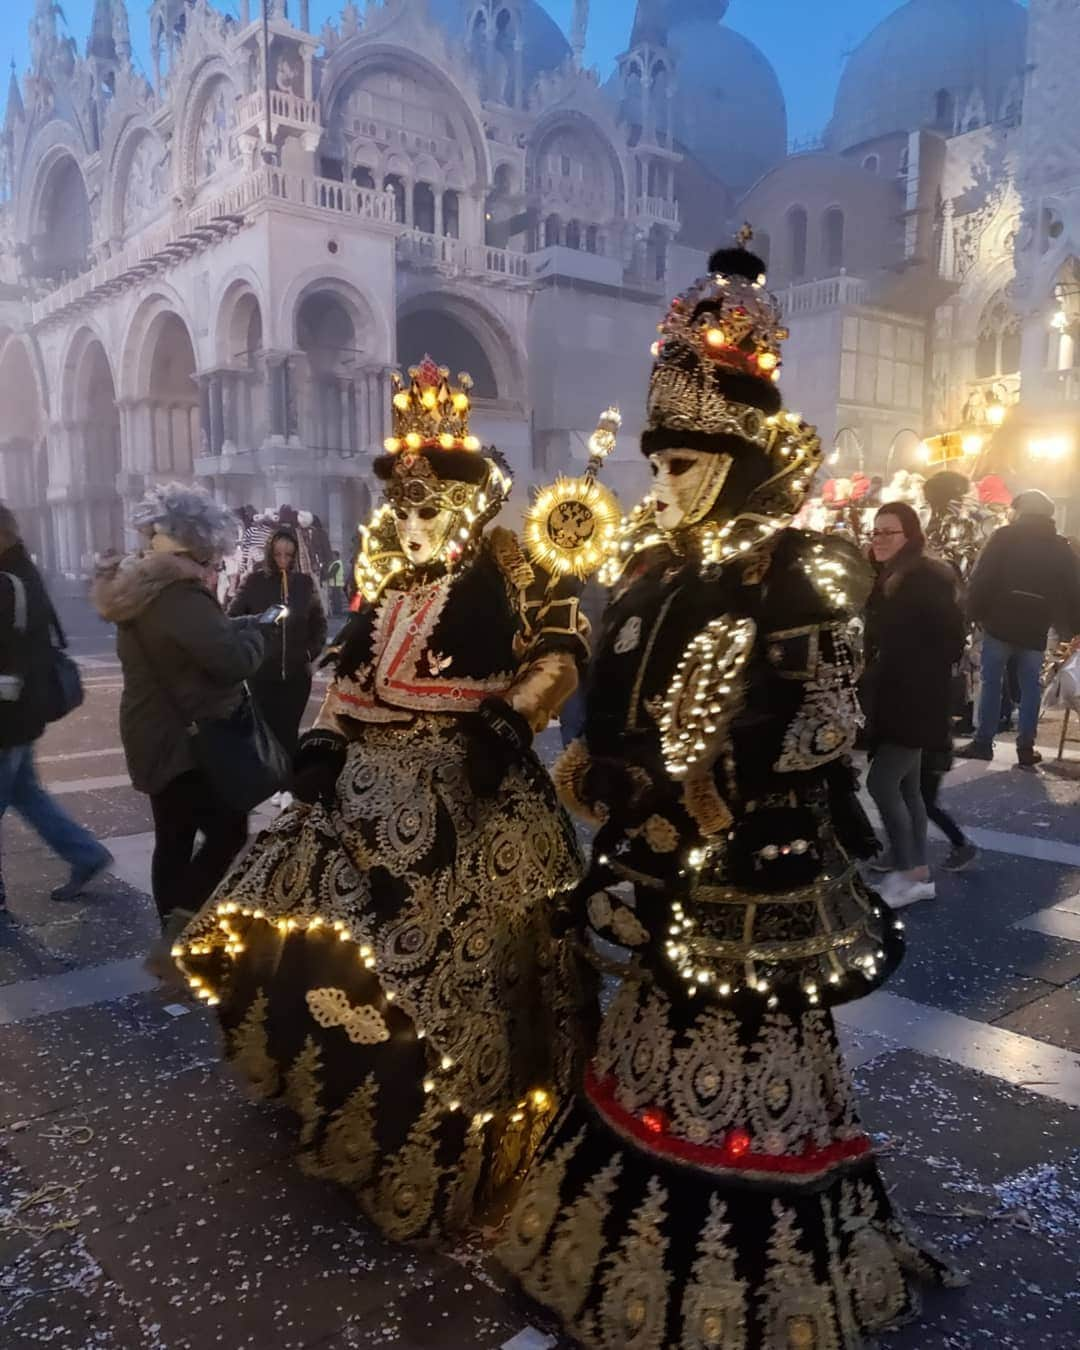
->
xmin=4 ymin=60 xmax=24 ymax=135
xmin=571 ymin=0 xmax=589 ymax=67
xmin=113 ymin=0 xmax=132 ymax=65
xmin=88 ymin=0 xmax=117 ymax=63
xmin=630 ymin=0 xmax=669 ymax=48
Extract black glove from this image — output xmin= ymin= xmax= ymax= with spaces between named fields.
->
xmin=292 ymin=730 xmax=348 ymax=806
xmin=463 ymin=698 xmax=533 ymax=798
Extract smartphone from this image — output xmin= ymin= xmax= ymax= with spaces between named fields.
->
xmin=258 ymin=604 xmax=289 ymax=625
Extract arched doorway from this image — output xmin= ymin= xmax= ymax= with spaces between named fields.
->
xmin=0 ymin=337 xmax=49 ymax=564
xmin=145 ymin=314 xmax=199 ymax=476
xmin=396 ymin=309 xmax=499 ymax=400
xmin=297 ymin=290 xmax=360 ymax=455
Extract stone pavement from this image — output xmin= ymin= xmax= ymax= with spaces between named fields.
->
xmin=1 ymin=630 xmax=1079 ymax=1348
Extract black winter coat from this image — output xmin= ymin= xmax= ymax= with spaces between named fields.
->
xmin=229 ymin=568 xmax=327 ymax=681
xmin=863 ymin=555 xmax=967 ymax=753
xmin=0 ymin=542 xmax=57 ymax=749
xmin=967 ymin=516 xmax=1080 ymax=651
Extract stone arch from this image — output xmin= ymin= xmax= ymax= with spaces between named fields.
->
xmin=279 ymin=267 xmax=390 ymax=359
xmin=396 ymin=290 xmax=524 ymax=406
xmin=974 ymin=288 xmax=1021 ymax=380
xmin=214 ymin=271 xmax=268 ymax=366
xmin=320 ymin=42 xmax=492 ymax=193
xmin=528 ymin=109 xmax=628 ymax=219
xmin=121 ymin=294 xmax=201 ymax=476
xmin=60 ymin=328 xmax=124 ymax=549
xmin=108 ymin=122 xmax=171 ymax=241
xmin=0 ymin=333 xmax=51 ymax=561
xmin=178 ymin=60 xmax=238 ymax=190
xmin=21 ymin=147 xmax=93 ymax=282
xmin=886 ymin=428 xmax=924 ymax=477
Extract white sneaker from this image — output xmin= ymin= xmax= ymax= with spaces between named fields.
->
xmin=277 ymin=791 xmax=294 ymax=812
xmin=881 ymin=873 xmax=936 ymax=909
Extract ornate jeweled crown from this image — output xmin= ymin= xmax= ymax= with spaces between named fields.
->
xmin=646 ymin=235 xmax=790 ymax=443
xmin=383 ymin=355 xmax=481 ymax=455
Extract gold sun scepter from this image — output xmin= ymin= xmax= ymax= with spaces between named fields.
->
xmin=522 ymin=406 xmax=623 ymax=582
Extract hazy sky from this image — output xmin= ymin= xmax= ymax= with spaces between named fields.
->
xmin=7 ymin=0 xmax=910 ymax=143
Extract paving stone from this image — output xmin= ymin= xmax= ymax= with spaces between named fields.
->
xmin=86 ymin=1167 xmax=448 ymax=1349
xmin=0 ymin=920 xmax=67 ymax=989
xmin=3 ymin=1062 xmax=296 ymax=1234
xmin=993 ymin=983 xmax=1080 ymax=1054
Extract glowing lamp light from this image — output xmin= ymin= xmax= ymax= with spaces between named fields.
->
xmin=453 ymin=392 xmax=470 ymax=412
xmin=705 ymin=327 xmax=726 ymax=348
xmin=1052 ymin=309 xmax=1069 ymax=332
xmin=987 ymin=402 xmax=1006 ymax=427
xmin=463 ymin=435 xmax=481 ymax=451
xmin=1029 ymin=435 xmax=1072 ymax=462
xmin=758 ymin=352 xmax=779 ymax=372
xmin=962 ymin=434 xmax=985 ymax=456
xmin=726 ymin=1129 xmax=752 ymax=1159
xmin=421 ymin=389 xmax=438 ymax=409
xmin=439 ymin=433 xmax=455 ymax=449
xmin=384 ymin=437 xmax=400 ymax=452
xmin=405 ymin=432 xmax=422 ymax=449
xmin=393 ymin=392 xmax=410 ymax=411
xmin=915 ymin=440 xmax=932 ymax=464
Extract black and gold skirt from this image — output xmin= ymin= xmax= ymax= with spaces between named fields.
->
xmin=176 ymin=716 xmax=583 ymax=1242
xmin=499 ymin=978 xmax=963 ymax=1349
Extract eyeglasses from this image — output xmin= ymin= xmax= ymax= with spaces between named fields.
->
xmin=870 ymin=528 xmax=905 ymax=539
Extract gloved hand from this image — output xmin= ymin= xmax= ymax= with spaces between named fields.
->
xmin=292 ymin=730 xmax=348 ymax=806
xmin=462 ymin=697 xmax=533 ymax=798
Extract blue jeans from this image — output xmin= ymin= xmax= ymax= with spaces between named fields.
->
xmin=0 ymin=745 xmax=108 ymax=873
xmin=976 ymin=635 xmax=1043 ymax=749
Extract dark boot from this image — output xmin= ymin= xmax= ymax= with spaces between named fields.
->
xmin=957 ymin=740 xmax=994 ymax=761
xmin=1017 ymin=745 xmax=1043 ymax=772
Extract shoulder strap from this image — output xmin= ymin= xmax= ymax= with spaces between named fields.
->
xmin=0 ymin=573 xmax=28 ymax=634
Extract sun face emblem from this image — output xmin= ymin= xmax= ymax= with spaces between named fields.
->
xmin=523 ymin=476 xmax=621 ymax=580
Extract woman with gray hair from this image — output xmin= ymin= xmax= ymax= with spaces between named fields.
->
xmin=94 ymin=485 xmax=266 ymax=961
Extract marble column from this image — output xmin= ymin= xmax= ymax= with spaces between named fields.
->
xmin=210 ymin=375 xmax=226 ymax=456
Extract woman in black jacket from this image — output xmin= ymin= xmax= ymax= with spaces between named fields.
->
xmin=230 ymin=528 xmax=327 ymax=757
xmin=864 ymin=501 xmax=968 ymax=909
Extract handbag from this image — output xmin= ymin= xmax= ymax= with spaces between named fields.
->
xmin=0 ymin=572 xmax=84 ymax=720
xmin=44 ymin=608 xmax=84 ymax=723
xmin=130 ymin=624 xmax=291 ymax=813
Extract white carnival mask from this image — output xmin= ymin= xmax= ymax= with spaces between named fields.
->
xmin=648 ymin=449 xmax=733 ymax=531
xmin=393 ymin=503 xmax=457 ymax=565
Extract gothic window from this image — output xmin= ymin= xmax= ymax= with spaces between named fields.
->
xmin=586 ymin=225 xmax=599 ymax=254
xmin=544 ymin=214 xmax=561 ymax=247
xmin=565 ymin=220 xmax=581 ymax=250
xmin=862 ymin=154 xmax=879 ymax=174
xmin=976 ymin=293 xmax=1021 ymax=378
xmin=352 ymin=165 xmax=375 ymax=189
xmin=823 ymin=207 xmax=844 ymax=272
xmin=787 ymin=205 xmax=808 ymax=279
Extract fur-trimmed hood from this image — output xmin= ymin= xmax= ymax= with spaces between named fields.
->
xmin=92 ymin=551 xmax=214 ymax=624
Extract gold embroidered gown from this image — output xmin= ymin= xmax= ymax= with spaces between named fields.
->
xmin=176 ymin=530 xmax=585 ymax=1242
xmin=498 ymin=528 xmax=963 ymax=1348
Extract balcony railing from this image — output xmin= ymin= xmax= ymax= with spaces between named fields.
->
xmin=235 ymin=88 xmax=320 ymax=131
xmin=635 ymin=195 xmax=680 ymax=226
xmin=396 ymin=229 xmax=531 ymax=281
xmin=32 ymin=169 xmax=399 ymax=325
xmin=778 ymin=274 xmax=868 ymax=316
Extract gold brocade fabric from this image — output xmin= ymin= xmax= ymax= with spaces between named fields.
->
xmin=179 ymin=716 xmax=583 ymax=1240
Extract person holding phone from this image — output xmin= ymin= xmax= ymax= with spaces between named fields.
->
xmin=229 ymin=527 xmax=327 ymax=759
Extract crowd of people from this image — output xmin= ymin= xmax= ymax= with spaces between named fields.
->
xmin=5 ymin=233 xmax=1080 ymax=1347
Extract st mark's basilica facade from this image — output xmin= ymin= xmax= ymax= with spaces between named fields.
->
xmin=0 ymin=0 xmax=1078 ymax=572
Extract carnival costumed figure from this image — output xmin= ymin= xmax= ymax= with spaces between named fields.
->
xmin=175 ymin=357 xmax=594 ymax=1242
xmin=499 ymin=241 xmax=962 ymax=1347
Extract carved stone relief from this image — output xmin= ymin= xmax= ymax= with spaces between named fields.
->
xmin=121 ymin=133 xmax=169 ymax=235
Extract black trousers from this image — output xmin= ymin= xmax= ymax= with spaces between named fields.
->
xmin=249 ymin=671 xmax=312 ymax=759
xmin=149 ymin=770 xmax=248 ymax=927
xmin=920 ymin=768 xmax=966 ymax=849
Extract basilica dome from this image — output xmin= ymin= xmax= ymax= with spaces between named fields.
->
xmin=667 ymin=5 xmax=787 ymax=191
xmin=826 ymin=0 xmax=1027 ymax=152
